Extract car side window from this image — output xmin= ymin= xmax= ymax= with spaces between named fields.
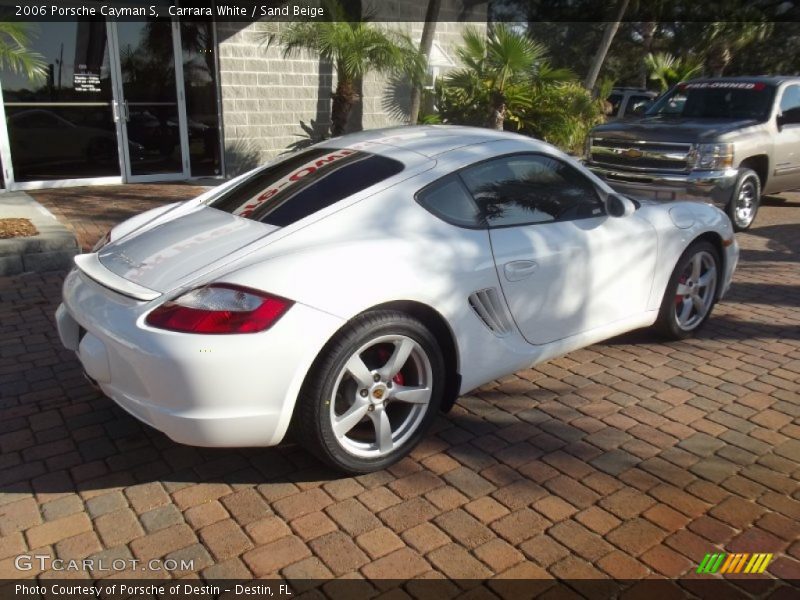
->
xmin=607 ymin=93 xmax=623 ymax=116
xmin=459 ymin=154 xmax=605 ymax=228
xmin=415 ymin=174 xmax=480 ymax=228
xmin=779 ymin=85 xmax=800 ymax=125
xmin=625 ymin=95 xmax=652 ymax=116
xmin=780 ymin=85 xmax=800 ymax=112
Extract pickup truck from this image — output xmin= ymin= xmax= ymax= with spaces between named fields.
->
xmin=586 ymin=76 xmax=800 ymax=230
xmin=605 ymin=87 xmax=658 ymax=121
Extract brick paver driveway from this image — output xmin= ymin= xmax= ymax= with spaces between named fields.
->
xmin=1 ymin=186 xmax=798 ymax=587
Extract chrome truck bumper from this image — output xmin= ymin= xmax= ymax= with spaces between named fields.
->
xmin=588 ymin=165 xmax=739 ymax=209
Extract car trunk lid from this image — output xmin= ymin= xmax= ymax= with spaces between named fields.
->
xmin=95 ymin=207 xmax=277 ymax=295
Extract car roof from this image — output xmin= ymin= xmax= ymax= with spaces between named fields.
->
xmin=684 ymin=75 xmax=800 ymax=86
xmin=612 ymin=87 xmax=655 ymax=93
xmin=317 ymin=125 xmax=548 ymax=160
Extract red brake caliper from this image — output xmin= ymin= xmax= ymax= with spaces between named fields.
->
xmin=377 ymin=348 xmax=405 ymax=385
xmin=675 ymin=274 xmax=688 ymax=306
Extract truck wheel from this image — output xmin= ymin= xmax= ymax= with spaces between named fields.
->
xmin=727 ymin=169 xmax=760 ymax=231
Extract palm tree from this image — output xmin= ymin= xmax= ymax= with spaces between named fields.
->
xmin=408 ymin=0 xmax=442 ymax=125
xmin=636 ymin=21 xmax=658 ymax=88
xmin=0 ymin=22 xmax=46 ymax=82
xmin=704 ymin=22 xmax=772 ymax=77
xmin=583 ymin=0 xmax=630 ymax=92
xmin=645 ymin=52 xmax=702 ymax=92
xmin=446 ymin=25 xmax=571 ymax=131
xmin=263 ymin=0 xmax=424 ymax=136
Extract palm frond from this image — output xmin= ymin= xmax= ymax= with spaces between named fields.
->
xmin=456 ymin=26 xmax=487 ymax=73
xmin=488 ymin=24 xmax=548 ymax=85
xmin=0 ymin=22 xmax=47 ymax=82
xmin=536 ymin=63 xmax=576 ymax=84
xmin=646 ymin=52 xmax=702 ymax=92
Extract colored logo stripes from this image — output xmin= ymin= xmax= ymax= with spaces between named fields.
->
xmin=697 ymin=553 xmax=773 ymax=574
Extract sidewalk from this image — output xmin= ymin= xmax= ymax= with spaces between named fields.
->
xmin=29 ymin=183 xmax=212 ymax=252
xmin=0 ymin=192 xmax=79 ymax=276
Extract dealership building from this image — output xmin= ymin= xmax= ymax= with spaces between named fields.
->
xmin=0 ymin=2 xmax=483 ymax=192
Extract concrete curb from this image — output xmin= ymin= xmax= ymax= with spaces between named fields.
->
xmin=0 ymin=192 xmax=79 ymax=276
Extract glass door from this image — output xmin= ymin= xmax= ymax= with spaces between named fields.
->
xmin=0 ymin=21 xmax=123 ymax=189
xmin=109 ymin=19 xmax=189 ymax=182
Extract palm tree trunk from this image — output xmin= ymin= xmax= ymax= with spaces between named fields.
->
xmin=409 ymin=0 xmax=442 ymax=124
xmin=708 ymin=44 xmax=731 ymax=77
xmin=638 ymin=22 xmax=657 ymax=88
xmin=331 ymin=78 xmax=359 ymax=137
xmin=583 ymin=0 xmax=630 ymax=92
xmin=489 ymin=91 xmax=505 ymax=130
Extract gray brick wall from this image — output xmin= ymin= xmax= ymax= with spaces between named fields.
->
xmin=216 ymin=3 xmax=486 ymax=175
xmin=216 ymin=21 xmax=333 ymax=174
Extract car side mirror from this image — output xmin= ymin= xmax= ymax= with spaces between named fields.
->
xmin=606 ymin=193 xmax=636 ymax=218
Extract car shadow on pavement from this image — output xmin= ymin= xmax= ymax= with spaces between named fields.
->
xmin=2 ymin=271 xmax=797 ymax=498
xmin=604 ymin=315 xmax=800 ymax=348
xmin=0 ymin=380 xmax=527 ymax=496
xmin=761 ymin=194 xmax=800 ymax=208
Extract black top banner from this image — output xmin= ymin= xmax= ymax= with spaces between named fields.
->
xmin=0 ymin=0 xmax=800 ymax=22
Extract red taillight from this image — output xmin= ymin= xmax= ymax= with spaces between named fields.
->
xmin=145 ymin=284 xmax=293 ymax=334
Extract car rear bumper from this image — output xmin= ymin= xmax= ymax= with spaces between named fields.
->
xmin=589 ymin=165 xmax=739 ymax=209
xmin=56 ymin=268 xmax=344 ymax=447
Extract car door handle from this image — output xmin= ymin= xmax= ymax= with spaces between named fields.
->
xmin=504 ymin=260 xmax=538 ymax=282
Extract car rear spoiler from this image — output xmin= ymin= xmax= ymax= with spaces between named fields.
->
xmin=73 ymin=253 xmax=162 ymax=302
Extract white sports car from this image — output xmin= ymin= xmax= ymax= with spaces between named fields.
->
xmin=56 ymin=126 xmax=738 ymax=473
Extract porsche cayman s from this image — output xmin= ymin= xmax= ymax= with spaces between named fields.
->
xmin=56 ymin=126 xmax=738 ymax=473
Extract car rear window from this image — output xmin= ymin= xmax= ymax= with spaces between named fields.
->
xmin=208 ymin=148 xmax=404 ymax=226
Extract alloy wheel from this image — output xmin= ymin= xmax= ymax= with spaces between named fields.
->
xmin=329 ymin=334 xmax=433 ymax=458
xmin=674 ymin=250 xmax=718 ymax=331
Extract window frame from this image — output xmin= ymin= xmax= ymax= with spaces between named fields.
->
xmin=415 ymin=151 xmax=606 ymax=230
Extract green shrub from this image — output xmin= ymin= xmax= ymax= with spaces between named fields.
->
xmin=429 ymin=27 xmax=604 ymax=155
xmin=520 ymin=82 xmax=606 ymax=155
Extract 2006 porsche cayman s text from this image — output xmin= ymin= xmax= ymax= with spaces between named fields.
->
xmin=56 ymin=126 xmax=738 ymax=473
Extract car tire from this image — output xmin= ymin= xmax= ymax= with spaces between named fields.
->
xmin=295 ymin=310 xmax=445 ymax=474
xmin=655 ymin=240 xmax=721 ymax=340
xmin=727 ymin=168 xmax=761 ymax=231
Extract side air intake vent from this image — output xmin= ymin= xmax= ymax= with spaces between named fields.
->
xmin=468 ymin=288 xmax=513 ymax=336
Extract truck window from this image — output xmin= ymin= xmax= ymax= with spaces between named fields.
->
xmin=780 ymin=85 xmax=800 ymax=113
xmin=606 ymin=93 xmax=623 ymax=117
xmin=647 ymin=82 xmax=776 ymax=121
xmin=624 ymin=95 xmax=653 ymax=116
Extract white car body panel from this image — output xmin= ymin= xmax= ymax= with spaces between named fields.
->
xmin=56 ymin=126 xmax=739 ymax=448
xmin=59 ymin=269 xmax=344 ymax=447
xmin=489 ymin=213 xmax=657 ymax=345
